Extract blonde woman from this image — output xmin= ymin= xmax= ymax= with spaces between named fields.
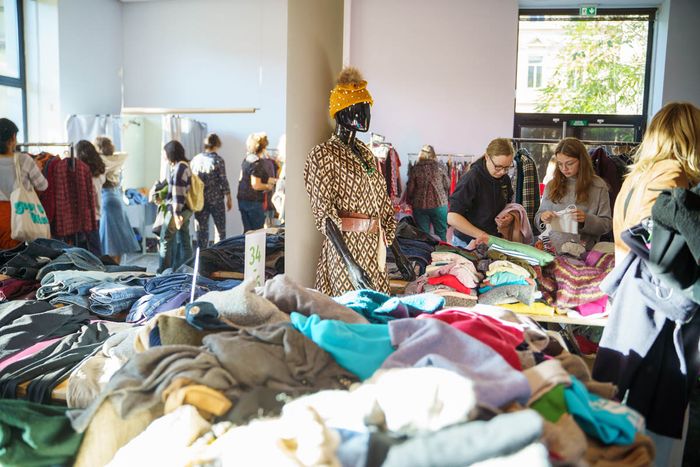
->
xmin=406 ymin=144 xmax=450 ymax=240
xmin=448 ymin=138 xmax=514 ymax=247
xmin=613 ymin=102 xmax=700 ymax=262
xmin=236 ymin=132 xmax=276 ymax=232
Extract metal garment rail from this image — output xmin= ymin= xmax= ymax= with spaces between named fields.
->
xmin=511 ymin=137 xmax=641 ymax=147
xmin=406 ymin=153 xmax=476 ymax=161
xmin=121 ymin=107 xmax=259 ymax=115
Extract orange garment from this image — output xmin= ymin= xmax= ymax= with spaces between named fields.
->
xmin=613 ymin=159 xmax=689 ymax=262
xmin=0 ymin=201 xmax=20 ymax=250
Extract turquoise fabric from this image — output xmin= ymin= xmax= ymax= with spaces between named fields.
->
xmin=479 ymin=271 xmax=530 ymax=293
xmin=488 ymin=271 xmax=530 ymax=286
xmin=290 ymin=312 xmax=394 ymax=380
xmin=564 ymin=377 xmax=642 ymax=445
xmin=334 ymin=289 xmax=444 ymax=324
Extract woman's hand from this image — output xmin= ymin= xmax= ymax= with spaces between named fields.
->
xmin=573 ymin=209 xmax=586 ymax=223
xmin=226 ymin=195 xmax=233 ymax=211
xmin=495 ymin=214 xmax=513 ymax=228
xmin=540 ymin=211 xmax=555 ymax=223
xmin=475 ymin=231 xmax=490 ymax=246
xmin=174 ymin=214 xmax=183 ymax=230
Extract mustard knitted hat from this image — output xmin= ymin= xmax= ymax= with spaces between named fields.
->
xmin=329 ymin=67 xmax=374 ymax=119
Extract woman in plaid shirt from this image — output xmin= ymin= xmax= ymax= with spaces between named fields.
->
xmin=157 ymin=140 xmax=193 ymax=273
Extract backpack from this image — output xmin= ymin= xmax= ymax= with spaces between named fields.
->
xmin=184 ymin=163 xmax=204 ymax=212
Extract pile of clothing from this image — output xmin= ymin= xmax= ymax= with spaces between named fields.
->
xmin=0 ymin=265 xmax=656 ymax=466
xmin=478 ymin=260 xmax=538 ymax=308
xmin=191 ymin=230 xmax=285 ymax=279
xmin=406 ymin=249 xmax=481 ymax=307
xmin=539 ymin=246 xmax=615 ymax=319
xmin=386 ymin=219 xmax=438 ymax=279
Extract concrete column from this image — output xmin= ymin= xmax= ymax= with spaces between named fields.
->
xmin=284 ymin=0 xmax=344 ymax=287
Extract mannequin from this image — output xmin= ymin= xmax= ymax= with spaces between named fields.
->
xmin=304 ymin=68 xmax=415 ymax=296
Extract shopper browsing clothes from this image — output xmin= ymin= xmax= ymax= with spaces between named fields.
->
xmin=237 ymin=132 xmax=276 ymax=232
xmin=535 ymin=137 xmax=612 ymax=252
xmin=612 ymin=101 xmax=700 ymax=263
xmin=95 ymin=136 xmax=140 ymax=263
xmin=157 ymin=140 xmax=193 ymax=273
xmin=447 ymin=137 xmax=515 ymax=247
xmin=190 ymin=133 xmax=232 ymax=247
xmin=406 ymin=144 xmax=450 ymax=240
xmin=0 ymin=118 xmax=48 ymax=249
xmin=75 ymin=140 xmax=106 ymax=257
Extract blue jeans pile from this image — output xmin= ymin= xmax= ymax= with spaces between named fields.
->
xmin=127 ymin=272 xmax=240 ymax=323
xmin=37 ymin=270 xmax=153 ymax=316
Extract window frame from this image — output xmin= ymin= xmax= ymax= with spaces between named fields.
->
xmin=0 ymin=0 xmax=27 ymax=138
xmin=514 ymin=7 xmax=656 ymax=142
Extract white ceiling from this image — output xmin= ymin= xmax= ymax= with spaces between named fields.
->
xmin=519 ymin=0 xmax=663 ymax=7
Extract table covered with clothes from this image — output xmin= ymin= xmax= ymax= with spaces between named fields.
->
xmin=0 ymin=230 xmax=658 ymax=466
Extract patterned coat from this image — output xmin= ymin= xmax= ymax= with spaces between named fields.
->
xmin=304 ymin=135 xmax=397 ymax=296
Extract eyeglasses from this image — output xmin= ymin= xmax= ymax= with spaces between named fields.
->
xmin=488 ymin=155 xmax=514 ymax=173
xmin=556 ymin=160 xmax=579 ymax=170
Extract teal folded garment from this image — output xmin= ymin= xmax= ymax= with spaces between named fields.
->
xmin=0 ymin=399 xmax=83 ymax=467
xmin=487 ymin=236 xmax=555 ymax=266
xmin=290 ymin=312 xmax=394 ymax=380
xmin=334 ymin=289 xmax=444 ymax=324
xmin=488 ymin=271 xmax=530 ymax=286
xmin=564 ymin=377 xmax=642 ymax=445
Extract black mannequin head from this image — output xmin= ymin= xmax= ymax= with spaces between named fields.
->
xmin=335 ymin=102 xmax=371 ymax=133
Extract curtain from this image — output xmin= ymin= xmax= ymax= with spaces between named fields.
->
xmin=66 ymin=115 xmax=122 ymax=149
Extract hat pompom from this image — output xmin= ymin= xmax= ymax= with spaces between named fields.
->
xmin=336 ymin=67 xmax=365 ymax=86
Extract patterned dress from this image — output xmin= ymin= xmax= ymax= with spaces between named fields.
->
xmin=304 ymin=135 xmax=397 ymax=296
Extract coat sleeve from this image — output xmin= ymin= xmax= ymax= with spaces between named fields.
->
xmin=303 ymin=146 xmax=341 ymax=233
xmin=581 ymin=184 xmax=612 ymax=237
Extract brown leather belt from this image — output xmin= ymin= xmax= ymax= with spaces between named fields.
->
xmin=339 ymin=210 xmax=379 ymax=234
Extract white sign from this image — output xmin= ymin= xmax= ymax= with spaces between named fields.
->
xmin=244 ymin=230 xmax=266 ymax=287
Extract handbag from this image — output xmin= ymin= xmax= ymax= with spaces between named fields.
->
xmin=10 ymin=155 xmax=51 ymax=241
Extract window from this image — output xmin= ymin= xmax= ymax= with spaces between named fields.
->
xmin=514 ymin=9 xmax=655 ymax=181
xmin=0 ymin=0 xmax=26 ymax=140
xmin=527 ymin=56 xmax=543 ymax=88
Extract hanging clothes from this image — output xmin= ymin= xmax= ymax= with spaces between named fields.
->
xmin=511 ymin=149 xmax=540 ymax=232
xmin=42 ymin=158 xmax=98 ymax=238
xmin=589 ymin=147 xmax=623 ymax=217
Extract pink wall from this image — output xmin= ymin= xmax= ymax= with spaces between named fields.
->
xmin=348 ymin=0 xmax=519 ymax=164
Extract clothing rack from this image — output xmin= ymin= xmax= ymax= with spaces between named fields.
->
xmin=406 ymin=153 xmax=476 ymax=162
xmin=511 ymin=137 xmax=641 ymax=147
xmin=121 ymin=107 xmax=259 ymax=115
xmin=17 ymin=142 xmax=75 ymax=170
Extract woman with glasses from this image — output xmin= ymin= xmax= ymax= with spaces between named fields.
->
xmin=448 ymin=137 xmax=515 ymax=247
xmin=535 ymin=137 xmax=611 ymax=251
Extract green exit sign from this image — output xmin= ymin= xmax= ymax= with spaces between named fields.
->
xmin=569 ymin=119 xmax=589 ymax=127
xmin=580 ymin=6 xmax=597 ymax=16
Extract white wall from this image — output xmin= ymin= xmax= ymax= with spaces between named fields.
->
xmin=57 ymin=0 xmax=123 ymax=119
xmin=285 ymin=0 xmax=344 ymax=287
xmin=659 ymin=0 xmax=700 ymax=107
xmin=348 ymin=0 xmax=519 ymax=164
xmin=121 ymin=0 xmax=287 ymax=237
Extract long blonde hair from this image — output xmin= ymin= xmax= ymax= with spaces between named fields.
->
xmin=630 ymin=102 xmax=700 ymax=184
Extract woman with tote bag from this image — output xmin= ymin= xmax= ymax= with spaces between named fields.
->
xmin=0 ymin=118 xmax=49 ymax=249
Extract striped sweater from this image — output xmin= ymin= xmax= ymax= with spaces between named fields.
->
xmin=165 ymin=162 xmax=191 ymax=214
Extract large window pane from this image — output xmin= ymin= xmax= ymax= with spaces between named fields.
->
xmin=0 ymin=85 xmax=24 ymax=141
xmin=0 ymin=0 xmax=20 ymax=79
xmin=516 ymin=15 xmax=649 ymax=115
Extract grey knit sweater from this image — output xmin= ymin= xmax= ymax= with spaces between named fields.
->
xmin=535 ymin=176 xmax=612 ymax=250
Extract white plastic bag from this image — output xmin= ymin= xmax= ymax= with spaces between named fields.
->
xmin=10 ymin=155 xmax=51 ymax=241
xmin=550 ymin=204 xmax=579 ymax=234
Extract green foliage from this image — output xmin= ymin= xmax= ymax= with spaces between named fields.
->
xmin=535 ymin=20 xmax=648 ymax=114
